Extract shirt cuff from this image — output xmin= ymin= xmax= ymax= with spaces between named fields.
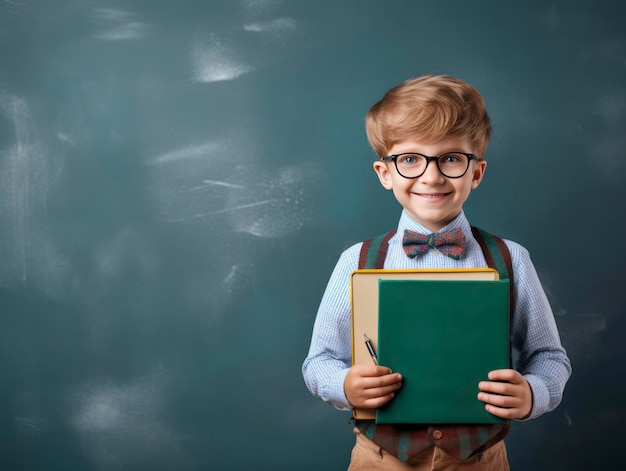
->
xmin=520 ymin=373 xmax=550 ymax=421
xmin=323 ymin=367 xmax=352 ymax=411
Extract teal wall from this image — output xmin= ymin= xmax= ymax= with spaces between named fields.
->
xmin=1 ymin=1 xmax=624 ymax=469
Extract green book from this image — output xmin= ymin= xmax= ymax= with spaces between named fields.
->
xmin=376 ymin=279 xmax=510 ymax=425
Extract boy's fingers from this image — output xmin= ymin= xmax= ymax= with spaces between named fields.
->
xmin=352 ymin=364 xmax=393 ymax=377
xmin=362 ymin=392 xmax=396 ymax=408
xmin=365 ymin=381 xmax=402 ymax=399
xmin=361 ymin=373 xmax=402 ymax=390
xmin=478 ymin=380 xmax=511 ymax=395
xmin=487 ymin=369 xmax=522 ymax=383
xmin=484 ymin=404 xmax=519 ymax=419
xmin=373 ymin=366 xmax=394 ymax=376
xmin=478 ymin=391 xmax=516 ymax=408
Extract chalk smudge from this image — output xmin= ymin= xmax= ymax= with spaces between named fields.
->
xmin=201 ymin=180 xmax=245 ymax=189
xmin=70 ymin=372 xmax=187 ymax=470
xmin=153 ymin=142 xmax=222 ymax=165
xmin=148 ymin=140 xmax=324 ymax=238
xmin=57 ymin=133 xmax=76 ymax=147
xmin=0 ymin=94 xmax=69 ymax=295
xmin=166 ymin=199 xmax=277 ymax=223
xmin=239 ymin=0 xmax=285 ymax=13
xmin=93 ymin=8 xmax=148 ymax=41
xmin=244 ymin=17 xmax=297 ymax=33
xmin=191 ymin=37 xmax=253 ymax=83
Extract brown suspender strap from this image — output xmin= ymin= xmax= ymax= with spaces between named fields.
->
xmin=358 ymin=238 xmax=373 ymax=270
xmin=470 ymin=226 xmax=515 ymax=369
xmin=470 ymin=226 xmax=515 ymax=313
xmin=493 ymin=236 xmax=515 ymax=308
xmin=358 ymin=230 xmax=397 ymax=270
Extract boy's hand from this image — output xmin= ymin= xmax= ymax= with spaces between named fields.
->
xmin=477 ymin=369 xmax=533 ymax=420
xmin=344 ymin=364 xmax=402 ymax=409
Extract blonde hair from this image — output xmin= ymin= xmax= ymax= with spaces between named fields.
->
xmin=365 ymin=75 xmax=492 ymax=158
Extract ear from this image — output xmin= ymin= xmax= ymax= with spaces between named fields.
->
xmin=470 ymin=159 xmax=487 ymax=190
xmin=373 ymin=161 xmax=393 ymax=190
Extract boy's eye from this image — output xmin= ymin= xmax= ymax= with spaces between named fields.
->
xmin=399 ymin=154 xmax=421 ymax=165
xmin=441 ymin=153 xmax=461 ymax=163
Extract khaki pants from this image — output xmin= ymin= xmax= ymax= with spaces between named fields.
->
xmin=347 ymin=429 xmax=510 ymax=471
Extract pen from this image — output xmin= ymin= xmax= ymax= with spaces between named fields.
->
xmin=364 ymin=333 xmax=378 ymax=365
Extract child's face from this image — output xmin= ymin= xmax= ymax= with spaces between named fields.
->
xmin=373 ymin=137 xmax=487 ymax=232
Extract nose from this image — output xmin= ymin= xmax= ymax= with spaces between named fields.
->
xmin=419 ymin=158 xmax=446 ymax=184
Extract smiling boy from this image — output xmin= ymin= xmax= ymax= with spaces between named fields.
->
xmin=302 ymin=75 xmax=571 ymax=470
xmin=374 ymin=137 xmax=484 ymax=232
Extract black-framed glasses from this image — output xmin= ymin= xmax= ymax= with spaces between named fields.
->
xmin=381 ymin=152 xmax=477 ymax=179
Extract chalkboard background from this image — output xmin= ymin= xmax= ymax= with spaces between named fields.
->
xmin=0 ymin=1 xmax=623 ymax=469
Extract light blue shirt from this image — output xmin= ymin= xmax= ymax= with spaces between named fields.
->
xmin=302 ymin=210 xmax=571 ymax=420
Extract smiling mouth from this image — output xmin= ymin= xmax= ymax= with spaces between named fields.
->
xmin=415 ymin=192 xmax=450 ymax=198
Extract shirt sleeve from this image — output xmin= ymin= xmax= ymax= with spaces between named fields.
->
xmin=507 ymin=241 xmax=572 ymax=420
xmin=301 ymin=244 xmax=361 ymax=410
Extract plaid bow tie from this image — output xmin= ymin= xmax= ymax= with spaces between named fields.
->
xmin=402 ymin=227 xmax=466 ymax=260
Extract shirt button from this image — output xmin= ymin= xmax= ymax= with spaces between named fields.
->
xmin=433 ymin=430 xmax=443 ymax=440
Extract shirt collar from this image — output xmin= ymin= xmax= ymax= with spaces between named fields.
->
xmin=398 ymin=209 xmax=472 ymax=236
